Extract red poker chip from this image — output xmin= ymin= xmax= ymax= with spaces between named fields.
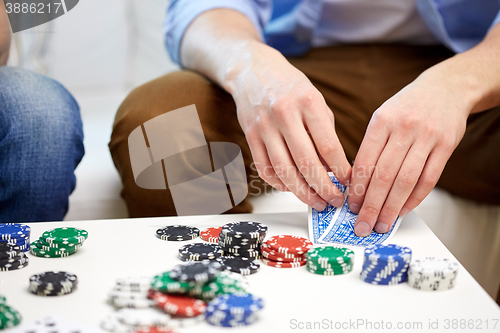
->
xmin=261 ymin=246 xmax=307 ymax=262
xmin=152 ymin=293 xmax=206 ymax=317
xmin=200 ymin=227 xmax=222 ymax=243
xmin=135 ymin=327 xmax=175 ymax=333
xmin=263 ymin=235 xmax=313 ymax=255
xmin=261 ymin=258 xmax=307 ymax=268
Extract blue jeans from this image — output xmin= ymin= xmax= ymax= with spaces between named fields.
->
xmin=0 ymin=67 xmax=84 ymax=222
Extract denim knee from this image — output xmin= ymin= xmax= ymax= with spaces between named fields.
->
xmin=0 ymin=67 xmax=84 ymax=222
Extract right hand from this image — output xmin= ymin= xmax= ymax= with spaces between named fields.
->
xmin=226 ymin=43 xmax=352 ymax=211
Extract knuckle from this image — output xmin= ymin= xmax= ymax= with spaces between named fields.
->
xmin=362 ymin=205 xmax=380 ymax=219
xmin=272 ymin=160 xmax=290 ymax=179
xmin=319 ymin=139 xmax=337 ymax=157
xmin=295 ymin=154 xmax=315 ymax=171
xmin=422 ymin=173 xmax=440 ymax=189
xmin=399 ymin=171 xmax=417 ymax=188
xmin=376 ymin=169 xmax=393 ymax=185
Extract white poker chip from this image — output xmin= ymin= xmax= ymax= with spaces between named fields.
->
xmin=116 ymin=308 xmax=171 ymax=326
xmin=100 ymin=313 xmax=137 ymax=333
xmin=115 ymin=276 xmax=152 ymax=289
xmin=108 ymin=289 xmax=149 ymax=300
xmin=408 ymin=257 xmax=459 ymax=291
xmin=167 ymin=315 xmax=205 ymax=328
xmin=113 ymin=298 xmax=156 ymax=309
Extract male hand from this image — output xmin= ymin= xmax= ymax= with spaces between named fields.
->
xmin=231 ymin=44 xmax=352 ymax=211
xmin=348 ymin=69 xmax=469 ymax=236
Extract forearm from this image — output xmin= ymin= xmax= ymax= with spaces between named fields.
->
xmin=423 ymin=23 xmax=500 ymax=115
xmin=180 ymin=9 xmax=285 ymax=95
xmin=0 ymin=0 xmax=11 ymax=65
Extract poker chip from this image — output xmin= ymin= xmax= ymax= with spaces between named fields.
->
xmin=0 ymin=304 xmax=22 ymax=329
xmin=41 ymin=227 xmax=88 ymax=245
xmin=360 ymin=244 xmax=412 ymax=285
xmin=178 ymin=243 xmax=224 ymax=261
xmin=29 ymin=242 xmax=78 ymax=258
xmin=101 ymin=313 xmax=137 ymax=333
xmin=261 ymin=258 xmax=306 ymax=268
xmin=116 ymin=308 xmax=171 ymax=327
xmin=0 ymin=223 xmax=30 ymax=241
xmin=263 ymin=235 xmax=313 ymax=255
xmin=0 ymin=243 xmax=22 ymax=260
xmin=150 ymin=292 xmax=207 ymax=317
xmin=222 ymin=247 xmax=262 ymax=257
xmin=205 ymin=293 xmax=264 ymax=327
xmin=190 ymin=271 xmax=250 ymax=302
xmin=0 ymin=294 xmax=5 ymax=305
xmin=200 ymin=227 xmax=222 ymax=243
xmin=0 ymin=253 xmax=26 ymax=265
xmin=116 ymin=276 xmax=152 ymax=290
xmin=167 ymin=316 xmax=205 ymax=328
xmin=262 ymin=247 xmax=306 ymax=262
xmin=216 ymin=256 xmax=260 ymax=275
xmin=135 ymin=327 xmax=175 ymax=333
xmin=220 ymin=221 xmax=267 ymax=239
xmin=408 ymin=257 xmax=459 ymax=291
xmin=150 ymin=272 xmax=199 ymax=293
xmin=0 ymin=256 xmax=29 ymax=271
xmin=169 ymin=260 xmax=222 ymax=284
xmin=29 ymin=271 xmax=78 ymax=296
xmin=108 ymin=289 xmax=150 ymax=301
xmin=306 ymin=246 xmax=354 ymax=276
xmin=36 ymin=238 xmax=82 ymax=250
xmin=217 ymin=222 xmax=267 ymax=263
xmin=113 ymin=298 xmax=156 ymax=309
xmin=156 ymin=225 xmax=200 ymax=241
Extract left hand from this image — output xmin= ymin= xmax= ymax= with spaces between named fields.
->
xmin=348 ymin=68 xmax=470 ymax=237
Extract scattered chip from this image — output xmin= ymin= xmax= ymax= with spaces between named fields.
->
xmin=217 ymin=256 xmax=260 ymax=275
xmin=169 ymin=260 xmax=222 ymax=284
xmin=29 ymin=271 xmax=78 ymax=296
xmin=200 ymin=227 xmax=222 ymax=243
xmin=156 ymin=225 xmax=200 ymax=241
xmin=178 ymin=243 xmax=224 ymax=261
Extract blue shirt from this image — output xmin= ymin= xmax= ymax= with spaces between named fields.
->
xmin=164 ymin=0 xmax=500 ymax=66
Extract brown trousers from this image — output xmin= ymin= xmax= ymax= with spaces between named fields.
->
xmin=110 ymin=44 xmax=500 ymax=304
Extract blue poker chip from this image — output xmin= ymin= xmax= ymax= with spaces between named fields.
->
xmin=360 ymin=244 xmax=412 ymax=285
xmin=205 ymin=293 xmax=264 ymax=327
xmin=364 ymin=244 xmax=411 ymax=262
xmin=0 ymin=223 xmax=30 ymax=241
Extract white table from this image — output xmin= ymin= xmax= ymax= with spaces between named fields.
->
xmin=1 ymin=212 xmax=499 ymax=333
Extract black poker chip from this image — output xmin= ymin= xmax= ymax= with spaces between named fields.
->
xmin=29 ymin=271 xmax=78 ymax=296
xmin=169 ymin=260 xmax=222 ymax=283
xmin=220 ymin=221 xmax=267 ymax=239
xmin=178 ymin=243 xmax=224 ymax=261
xmin=156 ymin=225 xmax=200 ymax=241
xmin=0 ymin=256 xmax=29 ymax=271
xmin=216 ymin=256 xmax=260 ymax=276
xmin=0 ymin=253 xmax=26 ymax=265
xmin=0 ymin=243 xmax=22 ymax=260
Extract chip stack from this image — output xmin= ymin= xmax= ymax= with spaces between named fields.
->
xmin=408 ymin=257 xmax=459 ymax=291
xmin=306 ymin=246 xmax=354 ymax=275
xmin=0 ymin=295 xmax=22 ymax=329
xmin=205 ymin=293 xmax=264 ymax=327
xmin=156 ymin=225 xmax=200 ymax=242
xmin=30 ymin=227 xmax=88 ymax=258
xmin=0 ymin=223 xmax=31 ymax=253
xmin=261 ymin=235 xmax=312 ymax=268
xmin=0 ymin=243 xmax=29 ymax=271
xmin=29 ymin=271 xmax=78 ymax=296
xmin=108 ymin=277 xmax=156 ymax=308
xmin=218 ymin=221 xmax=267 ymax=259
xmin=360 ymin=244 xmax=412 ymax=285
xmin=178 ymin=243 xmax=224 ymax=261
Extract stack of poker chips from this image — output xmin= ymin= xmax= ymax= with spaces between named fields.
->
xmin=108 ymin=277 xmax=156 ymax=308
xmin=0 ymin=294 xmax=22 ymax=329
xmin=178 ymin=243 xmax=224 ymax=261
xmin=408 ymin=257 xmax=459 ymax=291
xmin=29 ymin=271 xmax=78 ymax=296
xmin=306 ymin=246 xmax=354 ymax=275
xmin=0 ymin=223 xmax=31 ymax=252
xmin=360 ymin=244 xmax=412 ymax=285
xmin=30 ymin=227 xmax=88 ymax=258
xmin=0 ymin=243 xmax=29 ymax=271
xmin=261 ymin=235 xmax=312 ymax=268
xmin=218 ymin=221 xmax=267 ymax=259
xmin=205 ymin=293 xmax=264 ymax=327
xmin=150 ymin=261 xmax=249 ymax=304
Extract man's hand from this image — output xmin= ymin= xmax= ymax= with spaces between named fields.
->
xmin=349 ymin=23 xmax=500 ymax=237
xmin=181 ymin=9 xmax=351 ymax=211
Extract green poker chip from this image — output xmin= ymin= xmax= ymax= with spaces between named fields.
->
xmin=0 ymin=294 xmax=5 ymax=305
xmin=30 ymin=241 xmax=78 ymax=258
xmin=306 ymin=246 xmax=355 ymax=276
xmin=40 ymin=227 xmax=88 ymax=245
xmin=150 ymin=272 xmax=200 ymax=294
xmin=35 ymin=239 xmax=82 ymax=251
xmin=0 ymin=304 xmax=22 ymax=329
xmin=190 ymin=271 xmax=248 ymax=302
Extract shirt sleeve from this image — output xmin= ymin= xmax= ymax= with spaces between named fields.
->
xmin=164 ymin=0 xmax=272 ymax=66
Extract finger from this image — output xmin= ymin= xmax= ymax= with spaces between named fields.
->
xmin=282 ymin=124 xmax=345 ymax=208
xmin=354 ymin=135 xmax=412 ymax=237
xmin=247 ymin=134 xmax=288 ymax=191
xmin=264 ymin=134 xmax=328 ymax=211
xmin=400 ymin=146 xmax=452 ymax=215
xmin=305 ymin=108 xmax=352 ymax=186
xmin=375 ymin=142 xmax=431 ymax=233
xmin=348 ymin=120 xmax=389 ymax=214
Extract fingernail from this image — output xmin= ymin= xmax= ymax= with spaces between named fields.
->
xmin=399 ymin=207 xmax=410 ymax=216
xmin=313 ymin=202 xmax=327 ymax=212
xmin=355 ymin=222 xmax=371 ymax=237
xmin=349 ymin=203 xmax=360 ymax=214
xmin=375 ymin=222 xmax=389 ymax=234
xmin=329 ymin=197 xmax=344 ymax=208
